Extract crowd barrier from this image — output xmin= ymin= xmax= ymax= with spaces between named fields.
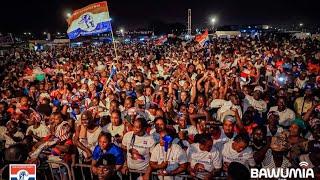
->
xmin=46 ymin=160 xmax=73 ymax=180
xmin=71 ymin=163 xmax=94 ymax=180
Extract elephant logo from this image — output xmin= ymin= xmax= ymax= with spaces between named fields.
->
xmin=18 ymin=170 xmax=29 ymax=180
xmin=78 ymin=13 xmax=96 ymax=31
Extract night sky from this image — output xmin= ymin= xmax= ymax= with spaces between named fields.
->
xmin=1 ymin=0 xmax=319 ymax=33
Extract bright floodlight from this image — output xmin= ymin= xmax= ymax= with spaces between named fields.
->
xmin=211 ymin=17 xmax=216 ymax=24
xmin=57 ymin=32 xmax=60 ymax=35
xmin=299 ymin=23 xmax=303 ymax=27
xmin=120 ymin=28 xmax=124 ymax=33
xmin=43 ymin=32 xmax=47 ymax=35
xmin=66 ymin=12 xmax=72 ymax=18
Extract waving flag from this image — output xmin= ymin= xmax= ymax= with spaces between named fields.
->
xmin=67 ymin=1 xmax=112 ymax=39
xmin=106 ymin=65 xmax=117 ymax=85
xmin=195 ymin=29 xmax=209 ymax=46
xmin=155 ymin=35 xmax=168 ymax=45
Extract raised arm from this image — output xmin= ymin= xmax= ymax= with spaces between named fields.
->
xmin=73 ymin=125 xmax=92 ymax=159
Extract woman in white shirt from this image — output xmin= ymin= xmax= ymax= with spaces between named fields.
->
xmin=102 ymin=110 xmax=124 ymax=144
xmin=121 ymin=118 xmax=155 ymax=176
xmin=149 ymin=130 xmax=188 ymax=180
xmin=26 ymin=112 xmax=50 ymax=142
xmin=187 ymin=134 xmax=222 ymax=179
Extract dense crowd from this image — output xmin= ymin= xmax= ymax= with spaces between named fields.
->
xmin=0 ymin=35 xmax=320 ymax=180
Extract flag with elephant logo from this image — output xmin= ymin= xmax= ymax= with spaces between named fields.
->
xmin=67 ymin=1 xmax=112 ymax=39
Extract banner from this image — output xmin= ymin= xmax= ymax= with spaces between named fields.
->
xmin=195 ymin=29 xmax=208 ymax=46
xmin=67 ymin=1 xmax=112 ymax=39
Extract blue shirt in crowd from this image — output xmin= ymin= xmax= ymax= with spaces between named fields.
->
xmin=92 ymin=143 xmax=124 ymax=165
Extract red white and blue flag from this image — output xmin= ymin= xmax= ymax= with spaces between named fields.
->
xmin=67 ymin=1 xmax=112 ymax=39
xmin=155 ymin=35 xmax=168 ymax=45
xmin=195 ymin=29 xmax=209 ymax=46
xmin=10 ymin=164 xmax=36 ymax=180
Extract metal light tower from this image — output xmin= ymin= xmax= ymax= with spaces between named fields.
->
xmin=188 ymin=9 xmax=192 ymax=35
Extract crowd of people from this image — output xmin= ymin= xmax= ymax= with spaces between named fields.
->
xmin=0 ymin=35 xmax=319 ymax=180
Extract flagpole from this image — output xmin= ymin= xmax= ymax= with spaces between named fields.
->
xmin=109 ymin=23 xmax=118 ymax=64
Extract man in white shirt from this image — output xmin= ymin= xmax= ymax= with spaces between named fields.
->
xmin=222 ymin=134 xmax=256 ymax=172
xmin=268 ymin=97 xmax=295 ymax=127
xmin=122 ymin=118 xmax=155 ymax=173
xmin=149 ymin=130 xmax=188 ymax=180
xmin=213 ymin=116 xmax=237 ymax=151
xmin=243 ymin=86 xmax=267 ymax=113
xmin=187 ymin=134 xmax=222 ymax=179
xmin=210 ymin=94 xmax=243 ymax=122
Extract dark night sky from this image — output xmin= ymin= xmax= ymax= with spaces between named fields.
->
xmin=1 ymin=0 xmax=319 ymax=33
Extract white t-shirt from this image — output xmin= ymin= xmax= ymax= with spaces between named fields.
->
xmin=26 ymin=124 xmax=50 ymax=142
xmin=268 ymin=106 xmax=296 ymax=127
xmin=78 ymin=126 xmax=102 ymax=158
xmin=122 ymin=131 xmax=156 ymax=171
xmin=150 ymin=144 xmax=187 ymax=180
xmin=213 ymin=127 xmax=237 ymax=151
xmin=86 ymin=127 xmax=102 ymax=151
xmin=244 ymin=95 xmax=267 ymax=112
xmin=222 ymin=140 xmax=256 ymax=169
xmin=187 ymin=143 xmax=222 ymax=179
xmin=102 ymin=123 xmax=124 ymax=137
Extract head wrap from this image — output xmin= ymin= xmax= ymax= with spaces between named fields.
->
xmin=291 ymin=118 xmax=306 ymax=130
xmin=223 ymin=115 xmax=236 ymax=123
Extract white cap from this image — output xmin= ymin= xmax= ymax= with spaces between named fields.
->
xmin=254 ymin=86 xmax=264 ymax=92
